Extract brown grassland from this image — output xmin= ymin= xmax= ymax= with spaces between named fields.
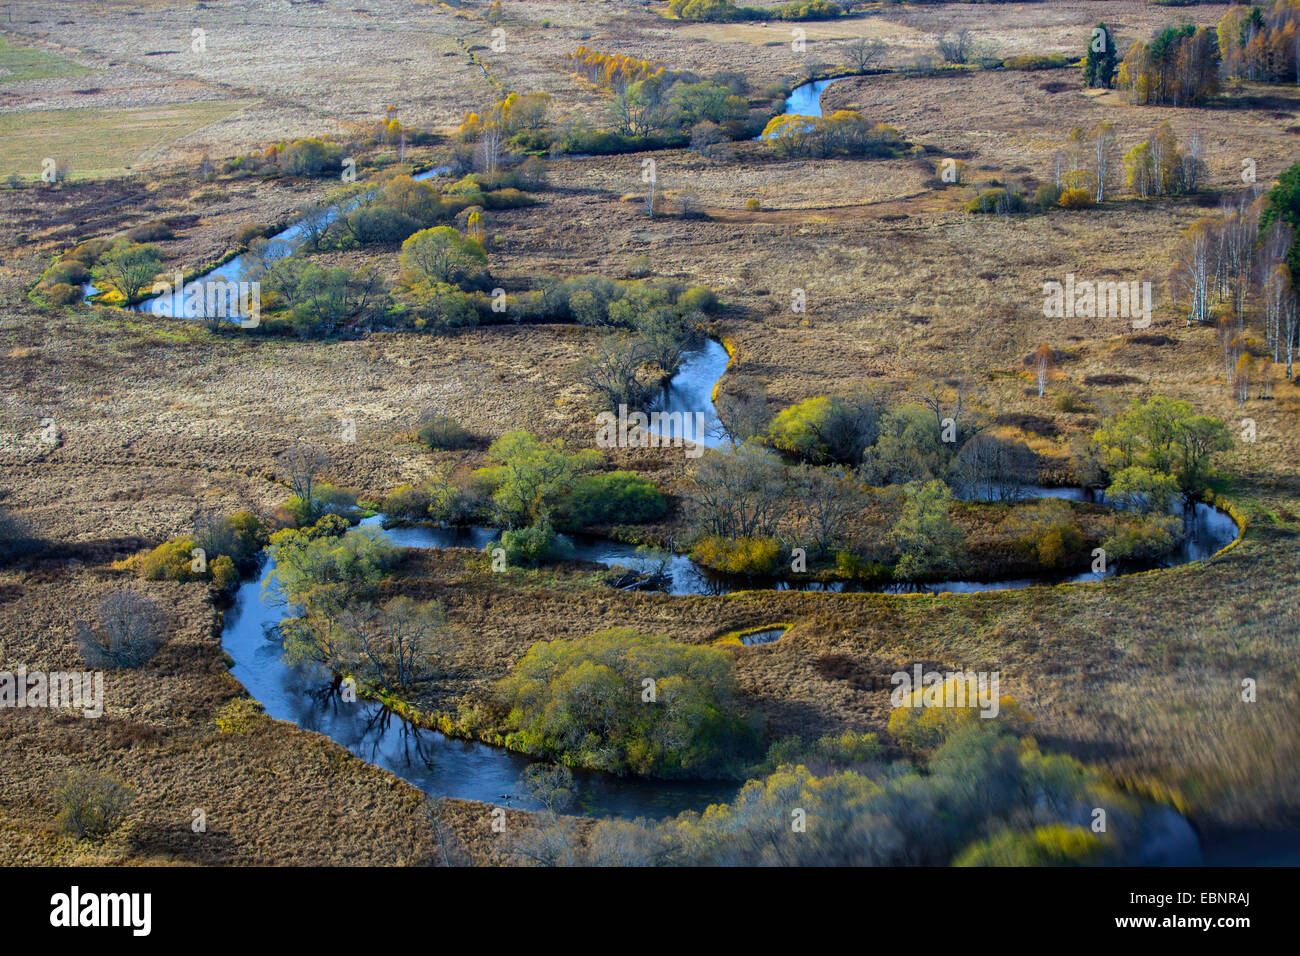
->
xmin=1 ymin=0 xmax=1298 ymax=865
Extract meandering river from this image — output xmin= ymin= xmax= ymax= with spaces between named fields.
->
xmin=755 ymin=77 xmax=843 ymax=140
xmin=184 ymin=126 xmax=1256 ymax=858
xmin=221 ymin=336 xmax=1239 ymax=824
xmin=83 ymin=166 xmax=453 ymax=313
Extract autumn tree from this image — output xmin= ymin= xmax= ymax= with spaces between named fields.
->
xmin=90 ymin=240 xmax=162 ymax=302
xmin=278 ymin=443 xmax=332 ymax=522
xmin=843 ymin=37 xmax=887 ymax=72
xmin=1124 ymin=122 xmax=1184 ymax=198
xmin=1217 ymin=3 xmax=1299 ymax=84
xmin=1118 ymin=25 xmax=1221 ymax=107
xmin=891 ymin=479 xmax=964 ymax=580
xmin=399 ymin=226 xmax=488 ymax=289
xmin=1170 ymin=217 xmax=1217 ymax=325
xmin=1091 ymin=121 xmax=1120 ymax=203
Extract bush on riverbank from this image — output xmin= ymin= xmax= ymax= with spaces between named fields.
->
xmin=514 ymin=724 xmax=1170 ymax=866
xmin=224 ymin=137 xmax=345 ymax=179
xmin=954 ymin=823 xmax=1110 ymax=866
xmin=761 ymin=111 xmax=908 ymax=159
xmin=553 ymin=471 xmax=667 ymax=530
xmin=690 ymin=535 xmax=781 ymax=576
xmin=1004 ymin=499 xmax=1084 ymax=569
xmin=499 ymin=521 xmax=574 ymax=565
xmin=137 ymin=511 xmax=268 ymax=586
xmin=496 ymin=628 xmax=756 ymax=777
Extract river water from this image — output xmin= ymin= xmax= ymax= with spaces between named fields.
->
xmin=221 ymin=336 xmax=1239 ymax=822
xmin=83 ymin=166 xmax=452 ymax=314
xmin=193 ymin=123 xmax=1269 ymax=859
xmin=755 ymin=77 xmax=841 ymax=140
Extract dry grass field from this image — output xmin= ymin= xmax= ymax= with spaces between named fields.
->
xmin=1 ymin=0 xmax=1298 ymax=866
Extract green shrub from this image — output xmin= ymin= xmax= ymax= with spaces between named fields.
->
xmin=481 ymin=187 xmax=535 ymax=209
xmin=277 ymin=137 xmax=343 ymax=177
xmin=418 ymin=414 xmax=475 ymax=450
xmin=499 ymin=521 xmax=574 ymax=566
xmin=234 ymin=223 xmax=271 ymax=246
xmin=384 ymin=484 xmax=430 ymax=520
xmin=834 ymin=551 xmax=887 ymax=580
xmin=768 ymin=394 xmax=880 ymax=464
xmin=347 ymin=206 xmax=423 ymax=244
xmin=1034 ymin=182 xmax=1063 ymax=210
xmin=126 ymin=221 xmax=173 ymax=242
xmin=194 ymin=511 xmax=267 ymax=573
xmin=627 ymin=254 xmax=653 ymax=278
xmin=45 ymin=282 xmax=81 ymax=305
xmin=225 ymin=511 xmax=268 ymax=566
xmin=966 ymin=187 xmax=1027 ymax=214
xmin=888 ymin=677 xmax=1029 ymax=752
xmin=676 ymin=285 xmax=718 ymax=313
xmin=1053 ymin=391 xmax=1094 ymax=414
xmin=1102 ymin=514 xmax=1184 ymax=561
xmin=668 ymin=0 xmax=841 ymax=22
xmin=65 ymin=238 xmax=113 ymax=267
xmin=1001 ymin=53 xmax=1070 ymax=71
xmin=45 ymin=258 xmax=89 ymax=284
xmin=54 ymin=770 xmax=134 ymax=840
xmin=766 ymin=730 xmax=882 ymax=770
xmin=282 ymin=484 xmax=357 ymax=527
xmin=497 ymin=627 xmax=754 ymax=776
xmin=555 ymin=471 xmax=667 ymax=529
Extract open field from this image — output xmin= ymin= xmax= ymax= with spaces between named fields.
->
xmin=0 ymin=100 xmax=256 ymax=180
xmin=1 ymin=0 xmax=1299 ymax=868
xmin=0 ymin=36 xmax=93 ymax=83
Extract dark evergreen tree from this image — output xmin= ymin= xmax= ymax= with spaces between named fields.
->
xmin=1261 ymin=162 xmax=1300 ymax=283
xmin=1082 ymin=22 xmax=1117 ymax=88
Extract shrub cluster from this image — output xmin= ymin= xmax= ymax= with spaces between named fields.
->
xmin=496 ymin=628 xmax=755 ymax=777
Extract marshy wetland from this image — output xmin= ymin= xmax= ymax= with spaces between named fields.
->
xmin=1 ymin=0 xmax=1299 ymax=875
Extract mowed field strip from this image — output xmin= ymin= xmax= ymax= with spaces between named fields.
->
xmin=0 ymin=100 xmax=256 ymax=179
